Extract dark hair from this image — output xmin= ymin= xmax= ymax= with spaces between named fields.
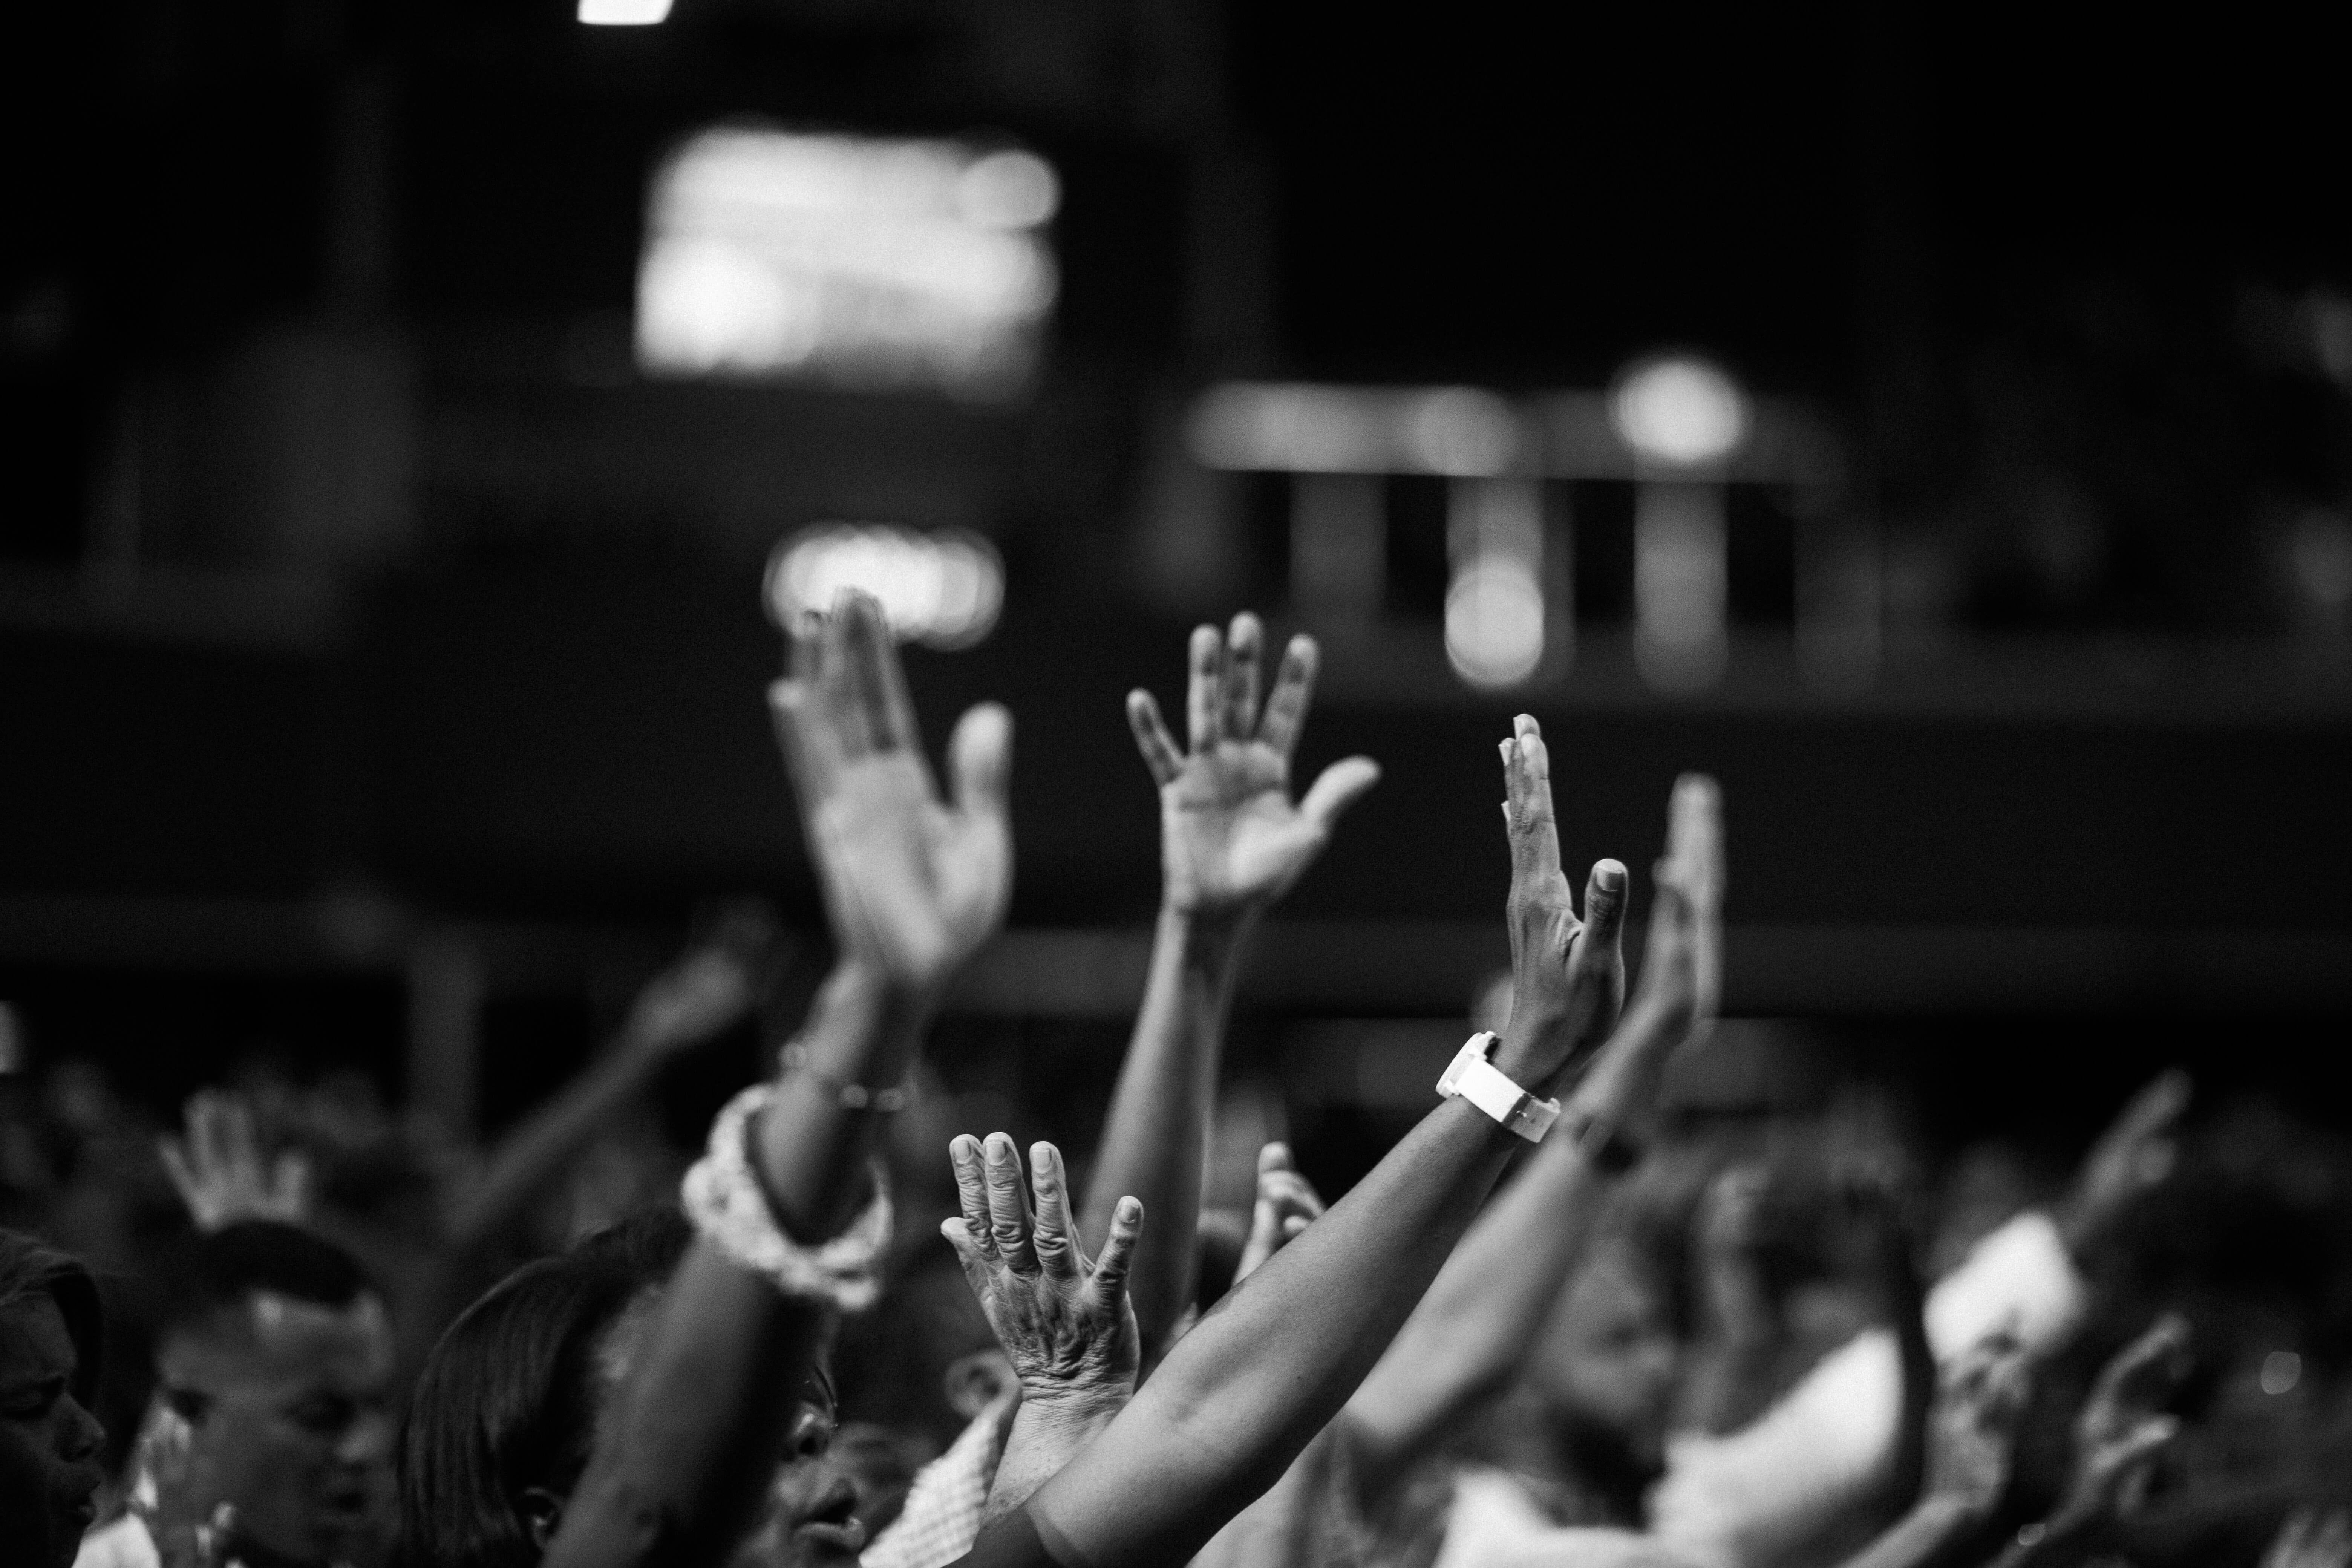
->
xmin=158 ymin=1220 xmax=374 ymax=1342
xmin=398 ymin=1208 xmax=691 ymax=1568
xmin=0 ymin=1228 xmax=105 ymax=1408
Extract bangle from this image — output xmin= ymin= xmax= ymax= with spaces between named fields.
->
xmin=781 ymin=1041 xmax=912 ymax=1113
xmin=1437 ymin=1032 xmax=1561 ymax=1142
xmin=681 ymin=1082 xmax=893 ymax=1311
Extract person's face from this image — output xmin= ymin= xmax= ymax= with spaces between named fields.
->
xmin=1525 ymin=1248 xmax=1681 ymax=1470
xmin=728 ymin=1377 xmax=868 ymax=1568
xmin=150 ymin=1290 xmax=397 ymax=1568
xmin=0 ymin=1296 xmax=107 ymax=1568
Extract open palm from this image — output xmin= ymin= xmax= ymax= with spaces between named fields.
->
xmin=1128 ymin=615 xmax=1378 ymax=919
xmin=770 ymin=592 xmax=1012 ymax=992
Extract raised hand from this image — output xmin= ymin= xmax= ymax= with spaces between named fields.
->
xmin=1235 ymin=1142 xmax=1326 ymax=1285
xmin=946 ymin=1134 xmax=1143 ymax=1423
xmin=2267 ymin=1510 xmax=2352 ymax=1568
xmin=2061 ymin=1313 xmax=2189 ymax=1521
xmin=1126 ymin=614 xmax=1379 ymax=922
xmin=1494 ymin=714 xmax=1628 ymax=1086
xmin=158 ymin=1090 xmax=310 ymax=1232
xmin=624 ymin=907 xmax=775 ymax=1055
xmin=1926 ymin=1329 xmax=2033 ymax=1520
xmin=769 ymin=592 xmax=1012 ymax=993
xmin=2062 ymin=1070 xmax=2190 ymax=1251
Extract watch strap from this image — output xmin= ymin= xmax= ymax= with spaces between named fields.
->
xmin=1438 ymin=1032 xmax=1561 ymax=1143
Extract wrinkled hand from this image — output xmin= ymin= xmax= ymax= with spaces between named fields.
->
xmin=2267 ymin=1509 xmax=2352 ymax=1568
xmin=1235 ymin=1142 xmax=1326 ymax=1285
xmin=1127 ymin=614 xmax=1379 ymax=922
xmin=2064 ymin=1070 xmax=2190 ymax=1250
xmin=770 ymin=592 xmax=1012 ymax=993
xmin=1926 ymin=1328 xmax=2033 ymax=1519
xmin=945 ymin=1134 xmax=1142 ymax=1421
xmin=1495 ymin=715 xmax=1628 ymax=1086
xmin=2062 ymin=1313 xmax=2189 ymax=1521
xmin=159 ymin=1091 xmax=310 ymax=1232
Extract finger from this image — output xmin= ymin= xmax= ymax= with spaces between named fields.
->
xmin=1126 ymin=690 xmax=1184 ymax=787
xmin=158 ymin=1139 xmax=199 ymax=1210
xmin=1501 ymin=717 xmax=1564 ymax=886
xmin=1298 ymin=756 xmax=1380 ymax=833
xmin=768 ymin=680 xmax=842 ymax=803
xmin=1090 ymin=1196 xmax=1143 ymax=1313
xmin=843 ymin=589 xmax=923 ymax=760
xmin=1265 ymin=1170 xmax=1325 ymax=1220
xmin=1256 ymin=635 xmax=1319 ymax=758
xmin=1223 ymin=612 xmax=1263 ymax=742
xmin=1283 ymin=1215 xmax=1311 ymax=1239
xmin=949 ymin=1135 xmax=995 ymax=1257
xmin=949 ymin=703 xmax=1014 ymax=825
xmin=1185 ymin=624 xmax=1222 ymax=752
xmin=939 ymin=1217 xmax=996 ymax=1300
xmin=1257 ymin=1141 xmax=1294 ymax=1178
xmin=2112 ymin=1069 xmax=2193 ymax=1151
xmin=983 ymin=1132 xmax=1040 ymax=1274
xmin=1664 ymin=773 xmax=1725 ymax=908
xmin=816 ymin=600 xmax=874 ymax=761
xmin=1028 ymin=1142 xmax=1083 ymax=1280
xmin=272 ymin=1151 xmax=312 ymax=1214
xmin=220 ymin=1096 xmax=259 ymax=1180
xmin=1578 ymin=858 xmax=1629 ymax=968
xmin=2096 ymin=1312 xmax=2193 ymax=1407
xmin=2107 ymin=1415 xmax=2180 ymax=1480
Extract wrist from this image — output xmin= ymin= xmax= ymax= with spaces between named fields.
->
xmin=799 ymin=960 xmax=932 ymax=1084
xmin=1158 ymin=896 xmax=1259 ymax=943
xmin=1488 ymin=1009 xmax=1567 ymax=1088
xmin=1016 ymin=1376 xmax=1130 ymax=1432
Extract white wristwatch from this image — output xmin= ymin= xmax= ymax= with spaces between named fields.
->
xmin=1437 ymin=1031 xmax=1561 ymax=1143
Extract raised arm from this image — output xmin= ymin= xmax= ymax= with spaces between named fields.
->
xmin=960 ymin=715 xmax=1617 ymax=1568
xmin=446 ymin=913 xmax=769 ymax=1254
xmin=544 ymin=593 xmax=1011 ymax=1568
xmin=1831 ymin=1329 xmax=2032 ymax=1568
xmin=1084 ymin=615 xmax=1377 ymax=1360
xmin=1341 ymin=772 xmax=1719 ymax=1482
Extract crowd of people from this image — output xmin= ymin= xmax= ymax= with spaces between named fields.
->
xmin=4 ymin=596 xmax=2350 ymax=1568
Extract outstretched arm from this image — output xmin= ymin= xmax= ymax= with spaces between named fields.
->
xmin=1082 ymin=615 xmax=1378 ymax=1361
xmin=972 ymin=716 xmax=1620 ymax=1568
xmin=544 ymin=593 xmax=1012 ymax=1568
xmin=446 ymin=912 xmax=770 ymax=1254
xmin=1343 ymin=770 xmax=1719 ymax=1483
xmin=1832 ymin=1330 xmax=2031 ymax=1568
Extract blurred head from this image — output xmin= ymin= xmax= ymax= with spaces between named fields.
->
xmin=401 ymin=1210 xmax=851 ymax=1568
xmin=0 ymin=1229 xmax=107 ymax=1568
xmin=1524 ymin=1238 xmax=1682 ymax=1478
xmin=147 ymin=1220 xmax=395 ymax=1568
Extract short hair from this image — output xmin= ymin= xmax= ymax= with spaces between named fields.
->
xmin=158 ymin=1220 xmax=374 ymax=1343
xmin=399 ymin=1208 xmax=691 ymax=1568
xmin=0 ymin=1227 xmax=105 ymax=1407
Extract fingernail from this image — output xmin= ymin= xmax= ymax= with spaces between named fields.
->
xmin=1116 ymin=1197 xmax=1141 ymax=1222
xmin=1595 ymin=861 xmax=1625 ymax=891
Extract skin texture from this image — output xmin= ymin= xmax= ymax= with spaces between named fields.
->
xmin=1086 ymin=615 xmax=1377 ymax=1362
xmin=0 ymin=1297 xmax=106 ymax=1568
xmin=542 ymin=593 xmax=1009 ymax=1568
xmin=142 ymin=1290 xmax=398 ymax=1568
xmin=941 ymin=1138 xmax=1143 ymax=1525
xmin=978 ymin=716 xmax=1629 ymax=1568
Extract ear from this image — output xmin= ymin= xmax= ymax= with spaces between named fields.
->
xmin=518 ymin=1487 xmax=566 ymax=1554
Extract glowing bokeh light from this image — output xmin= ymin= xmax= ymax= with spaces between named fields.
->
xmin=579 ymin=0 xmax=671 ymax=23
xmin=766 ymin=525 xmax=1004 ymax=650
xmin=1444 ymin=557 xmax=1546 ymax=688
xmin=1610 ymin=355 xmax=1750 ymax=468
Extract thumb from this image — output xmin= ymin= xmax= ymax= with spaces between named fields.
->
xmin=1298 ymin=756 xmax=1380 ymax=832
xmin=949 ymin=703 xmax=1014 ymax=821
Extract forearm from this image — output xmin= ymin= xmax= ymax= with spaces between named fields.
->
xmin=544 ymin=962 xmax=925 ymax=1568
xmin=984 ymin=1393 xmax=1127 ymax=1527
xmin=1831 ymin=1495 xmax=1984 ymax=1568
xmin=544 ymin=1240 xmax=829 ymax=1568
xmin=1343 ymin=990 xmax=1687 ymax=1476
xmin=1023 ymin=1095 xmax=1522 ymax=1568
xmin=755 ymin=959 xmax=931 ymax=1240
xmin=1080 ymin=905 xmax=1248 ymax=1356
xmin=447 ymin=1029 xmax=666 ymax=1251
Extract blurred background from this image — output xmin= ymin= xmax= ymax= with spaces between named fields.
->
xmin=3 ymin=0 xmax=2349 ymax=1196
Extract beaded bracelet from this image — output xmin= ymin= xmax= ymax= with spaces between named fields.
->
xmin=779 ymin=1041 xmax=912 ymax=1114
xmin=681 ymin=1082 xmax=892 ymax=1311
